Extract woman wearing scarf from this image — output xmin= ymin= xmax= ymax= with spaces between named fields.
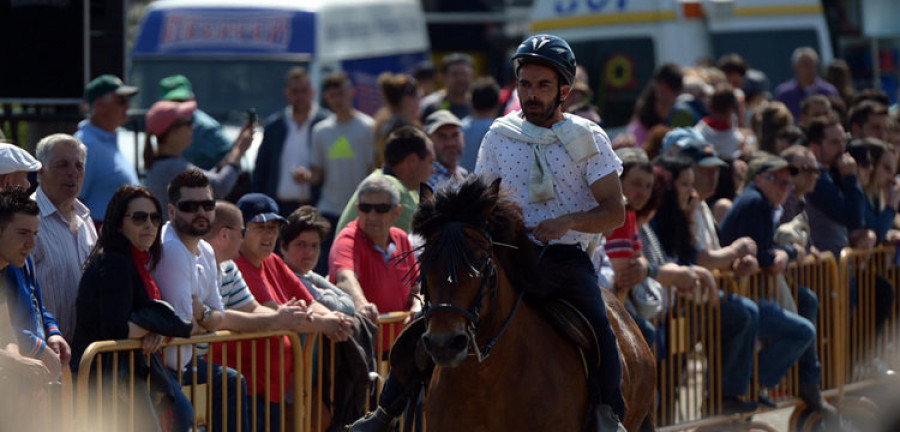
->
xmin=71 ymin=186 xmax=193 ymax=432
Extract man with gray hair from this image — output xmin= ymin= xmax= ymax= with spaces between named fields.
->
xmin=32 ymin=134 xmax=97 ymax=343
xmin=75 ymin=74 xmax=140 ymax=225
xmin=330 ymin=175 xmax=421 ymax=325
xmin=774 ymin=47 xmax=838 ymax=118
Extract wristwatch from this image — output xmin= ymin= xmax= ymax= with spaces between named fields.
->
xmin=199 ymin=305 xmax=212 ymax=324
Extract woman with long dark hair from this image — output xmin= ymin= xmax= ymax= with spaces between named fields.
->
xmin=651 ymin=155 xmax=699 ymax=264
xmin=71 ymin=185 xmax=193 ymax=431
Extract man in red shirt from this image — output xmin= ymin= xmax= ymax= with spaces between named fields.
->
xmin=330 ymin=176 xmax=421 ymax=350
xmin=229 ymin=193 xmax=352 ymax=430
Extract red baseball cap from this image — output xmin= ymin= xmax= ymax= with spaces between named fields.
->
xmin=145 ymin=100 xmax=196 ymax=136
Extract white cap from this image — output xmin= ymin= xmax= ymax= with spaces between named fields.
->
xmin=0 ymin=143 xmax=41 ymax=175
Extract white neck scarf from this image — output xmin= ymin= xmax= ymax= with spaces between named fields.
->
xmin=490 ymin=112 xmax=600 ymax=202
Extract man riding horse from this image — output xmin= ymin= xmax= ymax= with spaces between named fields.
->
xmin=348 ymin=34 xmax=628 ymax=432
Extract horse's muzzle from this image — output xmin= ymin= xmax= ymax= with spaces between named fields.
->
xmin=423 ymin=330 xmax=470 ymax=367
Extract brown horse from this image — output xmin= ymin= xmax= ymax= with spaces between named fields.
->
xmin=412 ymin=178 xmax=656 ymax=432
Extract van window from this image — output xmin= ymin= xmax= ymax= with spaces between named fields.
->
xmin=570 ymin=38 xmax=655 ymax=128
xmin=131 ymin=59 xmax=310 ymax=124
xmin=711 ymin=29 xmax=821 ymax=88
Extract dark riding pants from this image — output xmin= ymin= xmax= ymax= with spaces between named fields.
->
xmin=539 ymin=244 xmax=626 ymax=421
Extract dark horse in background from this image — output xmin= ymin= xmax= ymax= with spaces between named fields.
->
xmin=412 ymin=177 xmax=656 ymax=432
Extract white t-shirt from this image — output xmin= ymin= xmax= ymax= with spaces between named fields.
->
xmin=475 ymin=113 xmax=622 ymax=250
xmin=276 ymin=105 xmax=318 ymax=202
xmin=154 ymin=223 xmax=224 ymax=371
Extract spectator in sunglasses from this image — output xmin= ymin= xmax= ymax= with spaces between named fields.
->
xmin=330 ymin=175 xmax=421 ymax=339
xmin=71 ymin=185 xmax=193 ymax=431
xmin=75 ymin=75 xmax=140 ymax=226
xmin=144 ymin=99 xmax=252 ymax=221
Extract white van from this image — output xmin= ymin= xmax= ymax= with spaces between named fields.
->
xmin=130 ymin=0 xmax=431 ymax=123
xmin=529 ymin=0 xmax=833 ymax=127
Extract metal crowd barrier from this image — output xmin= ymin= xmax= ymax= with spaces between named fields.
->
xmin=73 ymin=330 xmax=309 ymax=432
xmin=33 ymin=248 xmax=899 ymax=432
xmin=655 ymin=253 xmax=846 ymax=431
xmin=840 ymin=245 xmax=900 ymax=387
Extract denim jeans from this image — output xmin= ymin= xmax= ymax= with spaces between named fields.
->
xmin=796 ymin=286 xmax=821 ymax=385
xmin=719 ymin=292 xmax=759 ymax=397
xmin=539 ymin=244 xmax=625 ymax=420
xmin=179 ymin=358 xmax=251 ymax=432
xmin=756 ymin=298 xmax=815 ymax=388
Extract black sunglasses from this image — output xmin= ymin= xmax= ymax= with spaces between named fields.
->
xmin=176 ymin=199 xmax=216 ymax=213
xmin=126 ymin=211 xmax=162 ymax=226
xmin=358 ymin=203 xmax=394 ymax=214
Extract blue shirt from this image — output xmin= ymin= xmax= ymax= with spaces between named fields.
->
xmin=5 ymin=256 xmax=62 ymax=358
xmin=75 ymin=121 xmax=139 ymax=220
xmin=460 ymin=116 xmax=493 ymax=173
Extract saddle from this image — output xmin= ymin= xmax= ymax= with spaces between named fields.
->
xmin=542 ymin=299 xmax=601 ymax=375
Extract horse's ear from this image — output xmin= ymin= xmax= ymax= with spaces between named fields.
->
xmin=420 ymin=182 xmax=435 ymax=204
xmin=488 ymin=178 xmax=502 ymax=198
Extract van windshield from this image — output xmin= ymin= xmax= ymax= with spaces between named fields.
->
xmin=131 ymin=59 xmax=310 ymax=124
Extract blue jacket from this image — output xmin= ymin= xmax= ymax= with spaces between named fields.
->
xmin=720 ymin=183 xmax=797 ymax=269
xmin=5 ymin=255 xmax=62 ymax=357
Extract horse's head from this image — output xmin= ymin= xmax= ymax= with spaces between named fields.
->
xmin=413 ymin=177 xmax=517 ymax=367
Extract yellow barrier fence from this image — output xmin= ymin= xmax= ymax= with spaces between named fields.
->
xmin=74 ymin=330 xmax=311 ymax=432
xmin=31 ymin=247 xmax=899 ymax=432
xmin=839 ymin=245 xmax=900 ymax=386
xmin=655 ymin=253 xmax=846 ymax=431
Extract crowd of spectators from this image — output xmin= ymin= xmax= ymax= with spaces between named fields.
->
xmin=2 ymin=42 xmax=900 ymax=431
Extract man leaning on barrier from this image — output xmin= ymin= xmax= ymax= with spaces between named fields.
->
xmin=720 ymin=155 xmax=834 ymax=418
xmin=153 ymin=169 xmax=250 ymax=432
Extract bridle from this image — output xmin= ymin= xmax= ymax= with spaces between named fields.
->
xmin=421 ymin=222 xmax=523 ymax=363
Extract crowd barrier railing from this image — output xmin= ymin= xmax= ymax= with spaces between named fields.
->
xmin=839 ymin=245 xmax=900 ymax=387
xmin=73 ymin=330 xmax=311 ymax=432
xmin=32 ymin=247 xmax=897 ymax=432
xmin=655 ymin=252 xmax=846 ymax=431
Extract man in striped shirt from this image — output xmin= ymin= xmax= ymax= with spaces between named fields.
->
xmin=31 ymin=134 xmax=97 ymax=343
xmin=204 ymin=200 xmax=311 ymax=330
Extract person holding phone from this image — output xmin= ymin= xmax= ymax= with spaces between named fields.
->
xmin=143 ymin=99 xmax=254 ymax=220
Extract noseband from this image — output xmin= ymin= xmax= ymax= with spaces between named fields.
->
xmin=421 ymin=222 xmax=523 ymax=362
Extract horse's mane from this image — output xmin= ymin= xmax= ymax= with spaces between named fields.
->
xmin=412 ymin=177 xmax=557 ymax=300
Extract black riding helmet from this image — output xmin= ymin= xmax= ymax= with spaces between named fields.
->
xmin=512 ymin=34 xmax=577 ymax=86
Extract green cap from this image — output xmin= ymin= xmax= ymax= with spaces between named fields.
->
xmin=84 ymin=74 xmax=138 ymax=102
xmin=159 ymin=74 xmax=194 ymax=101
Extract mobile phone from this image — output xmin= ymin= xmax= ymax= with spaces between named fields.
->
xmin=247 ymin=108 xmax=258 ymax=125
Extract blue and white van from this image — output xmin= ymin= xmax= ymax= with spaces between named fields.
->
xmin=130 ymin=0 xmax=431 ymax=122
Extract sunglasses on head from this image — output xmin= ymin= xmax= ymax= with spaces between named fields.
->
xmin=126 ymin=211 xmax=162 ymax=226
xmin=176 ymin=199 xmax=216 ymax=213
xmin=358 ymin=203 xmax=394 ymax=214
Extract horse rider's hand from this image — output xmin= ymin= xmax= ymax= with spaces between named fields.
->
xmin=531 ymin=216 xmax=571 ymax=243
